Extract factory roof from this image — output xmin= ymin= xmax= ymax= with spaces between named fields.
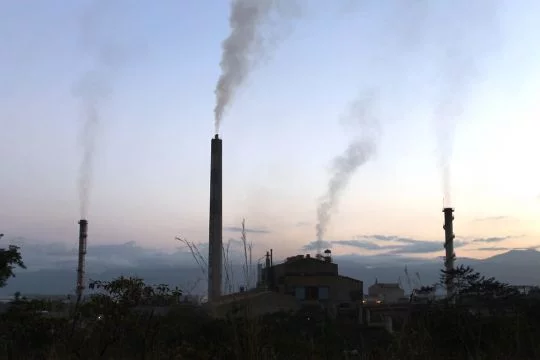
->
xmin=370 ymin=282 xmax=401 ymax=289
xmin=338 ymin=275 xmax=363 ymax=283
xmin=212 ymin=289 xmax=267 ymax=305
xmin=282 ymin=254 xmax=333 ymax=264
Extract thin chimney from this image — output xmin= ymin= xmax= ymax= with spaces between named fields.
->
xmin=443 ymin=207 xmax=455 ymax=298
xmin=76 ymin=219 xmax=88 ymax=303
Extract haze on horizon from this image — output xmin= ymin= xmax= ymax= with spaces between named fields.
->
xmin=1 ymin=0 xmax=539 ymax=265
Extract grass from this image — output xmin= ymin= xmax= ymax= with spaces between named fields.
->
xmin=1 ymin=294 xmax=540 ymax=359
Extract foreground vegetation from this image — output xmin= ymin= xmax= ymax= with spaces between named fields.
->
xmin=2 ymin=241 xmax=540 ymax=359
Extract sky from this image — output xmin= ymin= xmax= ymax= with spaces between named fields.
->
xmin=1 ymin=0 xmax=540 ymax=267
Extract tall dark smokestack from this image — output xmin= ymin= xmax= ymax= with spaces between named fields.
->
xmin=443 ymin=207 xmax=455 ymax=298
xmin=76 ymin=219 xmax=88 ymax=303
xmin=208 ymin=134 xmax=223 ymax=302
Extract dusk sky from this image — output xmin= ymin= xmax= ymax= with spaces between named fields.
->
xmin=1 ymin=0 xmax=539 ymax=263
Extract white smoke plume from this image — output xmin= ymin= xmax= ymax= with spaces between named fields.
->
xmin=432 ymin=1 xmax=500 ymax=207
xmin=74 ymin=0 xmax=129 ymax=219
xmin=315 ymin=91 xmax=380 ymax=252
xmin=313 ymin=1 xmax=432 ymax=251
xmin=214 ymin=0 xmax=302 ymax=134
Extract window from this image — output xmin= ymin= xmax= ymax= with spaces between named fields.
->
xmin=319 ymin=287 xmax=329 ymax=300
xmin=295 ymin=287 xmax=306 ymax=300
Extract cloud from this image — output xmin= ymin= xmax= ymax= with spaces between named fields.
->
xmin=3 ymin=238 xmax=166 ymax=270
xmin=334 ymin=240 xmax=392 ymax=251
xmin=3 ymin=236 xmax=254 ymax=273
xmin=367 ymin=235 xmax=403 ymax=242
xmin=383 ymin=240 xmax=467 ymax=255
xmin=473 ymin=216 xmax=512 ymax=222
xmin=223 ymin=226 xmax=270 ymax=234
xmin=302 ymin=240 xmax=333 ymax=251
xmin=363 ymin=234 xmax=515 ymax=245
xmin=359 ymin=235 xmax=437 ymax=245
xmin=472 ymin=236 xmax=510 ymax=243
xmin=302 ymin=239 xmax=394 ymax=252
xmin=477 ymin=247 xmax=510 ymax=251
xmin=302 ymin=235 xmax=468 ymax=255
xmin=295 ymin=221 xmax=310 ymax=227
xmin=355 ymin=235 xmax=467 ymax=254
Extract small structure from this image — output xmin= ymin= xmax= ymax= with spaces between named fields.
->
xmin=368 ymin=280 xmax=405 ymax=304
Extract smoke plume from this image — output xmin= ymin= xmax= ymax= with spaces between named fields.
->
xmin=77 ymin=84 xmax=101 ymax=220
xmin=433 ymin=1 xmax=500 ymax=207
xmin=315 ymin=92 xmax=379 ymax=251
xmin=214 ymin=0 xmax=301 ymax=134
xmin=74 ymin=0 xmax=128 ymax=219
xmin=434 ymin=35 xmax=472 ymax=208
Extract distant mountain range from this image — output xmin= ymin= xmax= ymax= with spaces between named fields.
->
xmin=1 ymin=249 xmax=539 ymax=297
xmin=338 ymin=249 xmax=540 ymax=289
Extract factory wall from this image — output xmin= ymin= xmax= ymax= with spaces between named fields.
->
xmin=281 ymin=275 xmax=362 ymax=305
xmin=264 ymin=256 xmax=339 ymax=291
xmin=209 ymin=291 xmax=299 ymax=318
xmin=368 ymin=283 xmax=405 ymax=304
xmin=259 ymin=255 xmax=363 ymax=315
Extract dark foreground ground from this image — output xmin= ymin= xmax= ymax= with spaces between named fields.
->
xmin=1 ymin=296 xmax=540 ymax=360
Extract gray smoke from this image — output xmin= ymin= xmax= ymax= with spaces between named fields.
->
xmin=434 ymin=25 xmax=472 ymax=208
xmin=315 ymin=92 xmax=379 ymax=251
xmin=432 ymin=1 xmax=500 ymax=207
xmin=214 ymin=0 xmax=301 ymax=134
xmin=314 ymin=1 xmax=431 ymax=248
xmin=76 ymin=79 xmax=102 ymax=220
xmin=74 ymin=0 xmax=128 ymax=219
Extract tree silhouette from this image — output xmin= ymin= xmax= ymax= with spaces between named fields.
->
xmin=88 ymin=276 xmax=183 ymax=307
xmin=440 ymin=265 xmax=519 ymax=302
xmin=0 ymin=235 xmax=26 ymax=288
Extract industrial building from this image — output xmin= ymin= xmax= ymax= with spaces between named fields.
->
xmin=367 ymin=280 xmax=406 ymax=304
xmin=207 ymin=249 xmax=363 ymax=319
xmin=256 ymin=249 xmax=364 ymax=317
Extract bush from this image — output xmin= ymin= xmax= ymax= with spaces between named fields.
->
xmin=1 ymin=253 xmax=540 ymax=359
